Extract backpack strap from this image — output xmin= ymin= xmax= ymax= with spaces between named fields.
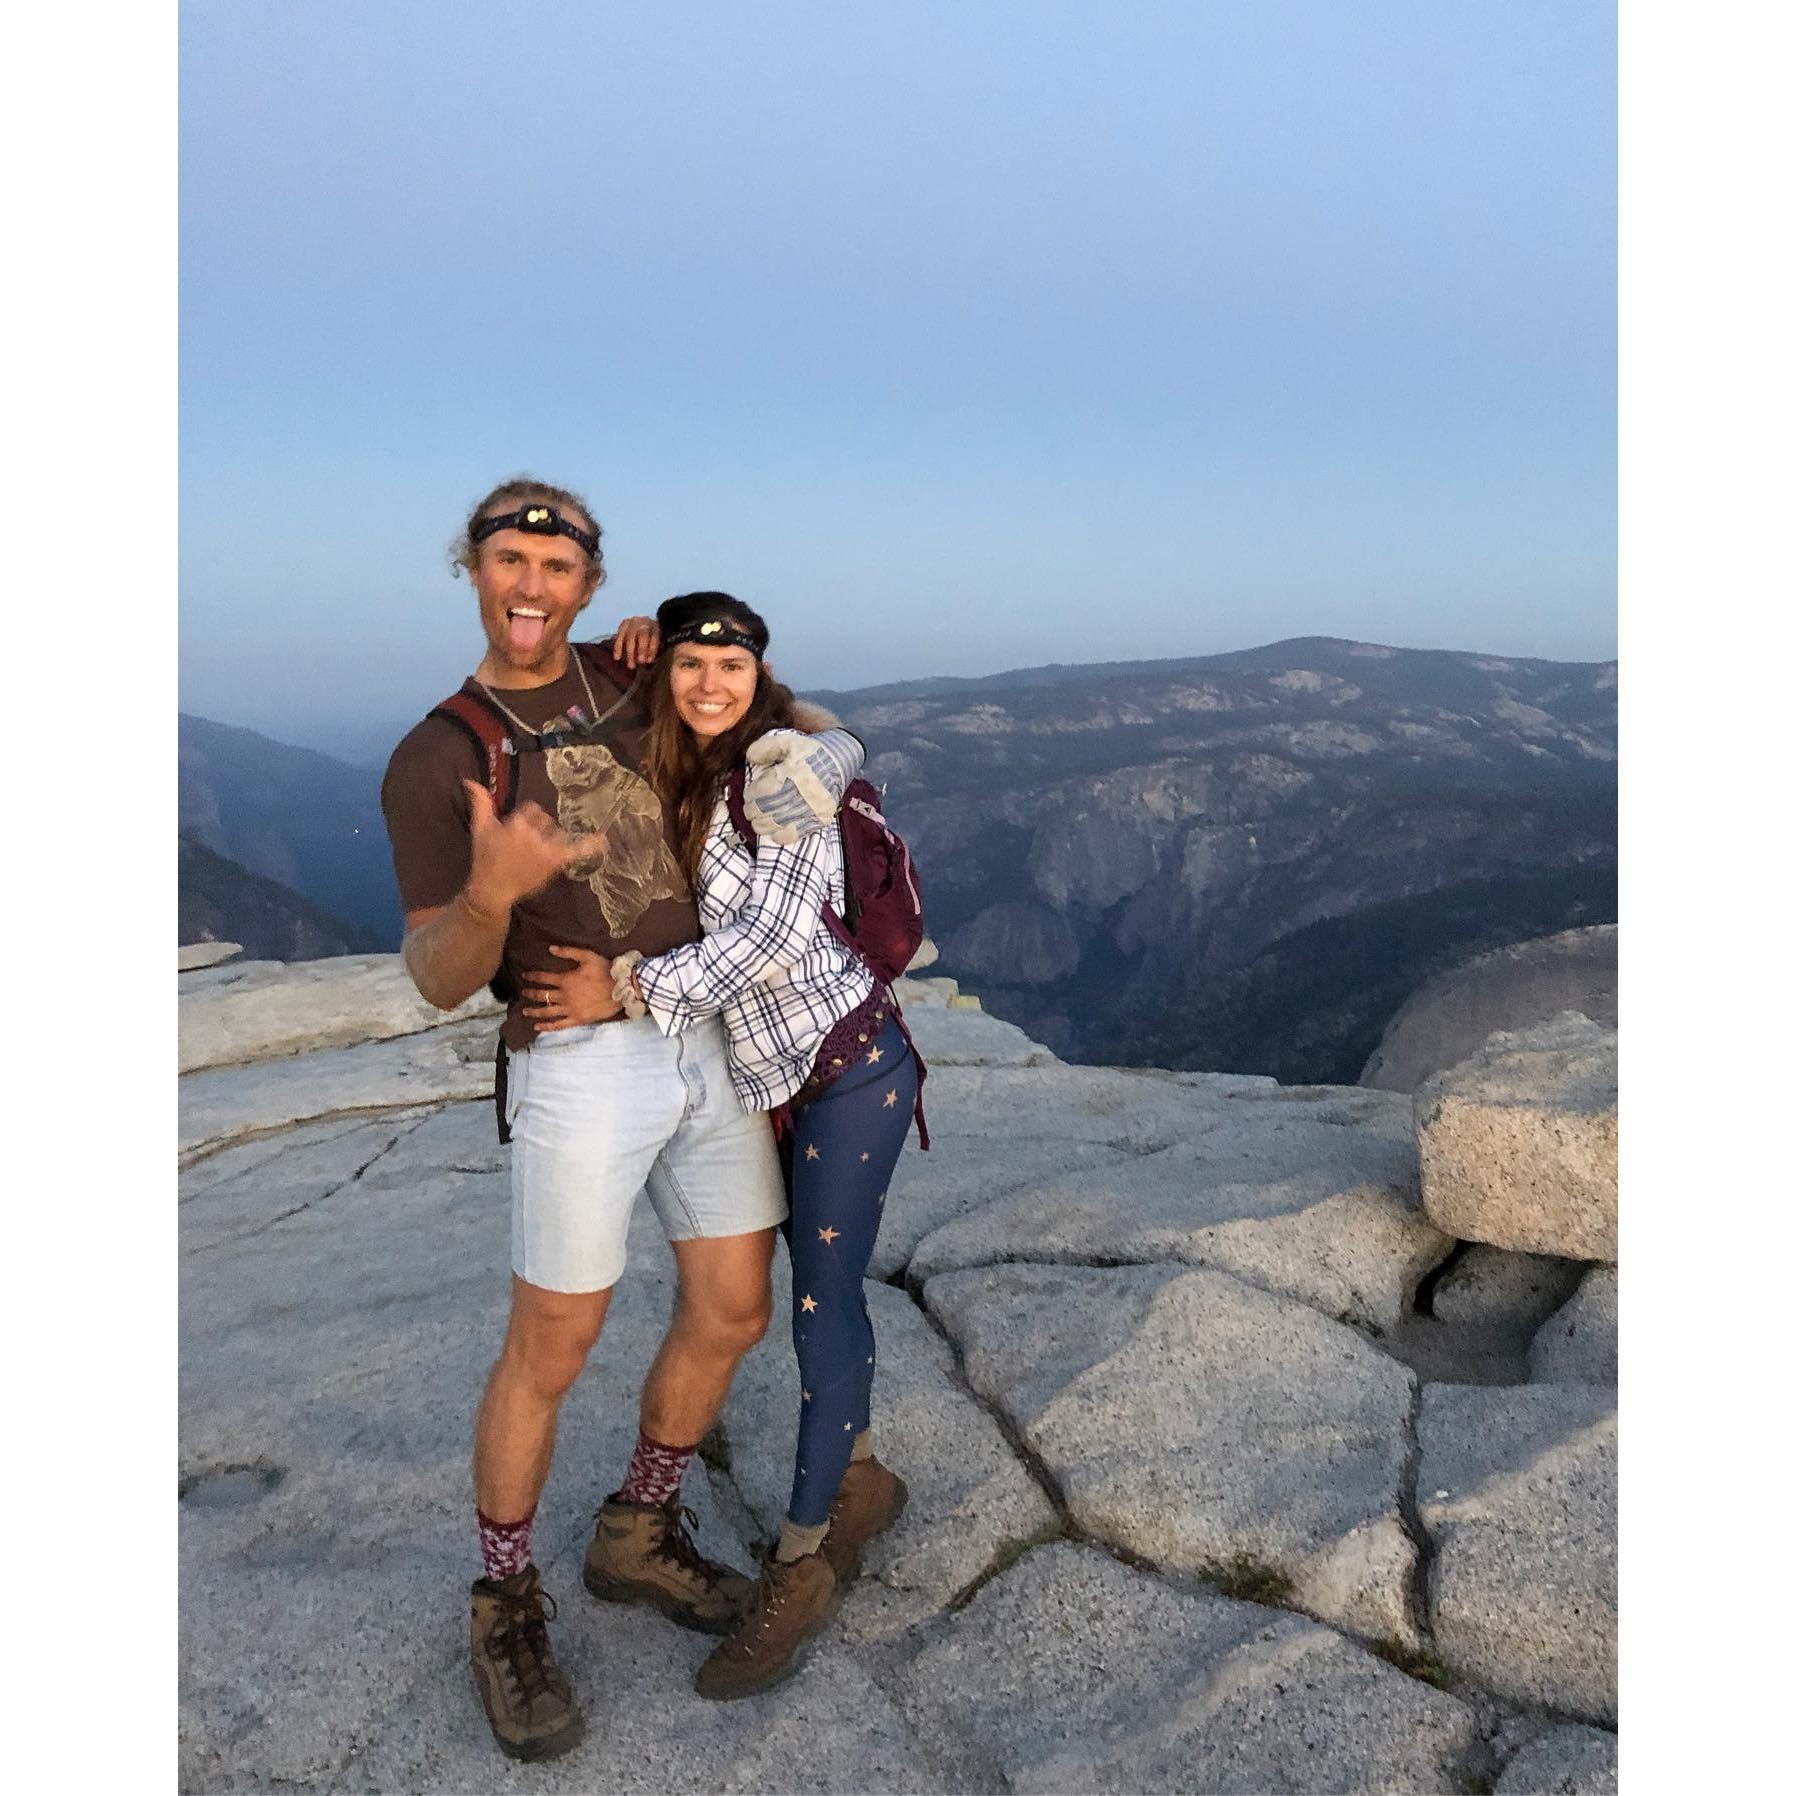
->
xmin=428 ymin=688 xmax=518 ymax=814
xmin=427 ymin=640 xmax=637 ymax=815
xmin=724 ymin=764 xmax=758 ymax=852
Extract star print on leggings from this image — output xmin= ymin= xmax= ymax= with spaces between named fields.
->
xmin=801 ymin=1294 xmax=818 ymax=1313
xmin=804 ymin=1143 xmax=821 ymax=1160
xmin=883 ymin=1088 xmax=898 ymax=1107
xmin=818 ymin=1226 xmax=840 ymax=1244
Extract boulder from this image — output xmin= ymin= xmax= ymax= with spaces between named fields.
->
xmin=911 ymin=1084 xmax=1450 ymax=1332
xmin=1418 ymin=1383 xmax=1616 ymax=1724
xmin=925 ymin=1262 xmax=1422 ymax=1645
xmin=179 ymin=951 xmax=500 ymax=1074
xmin=1415 ymin=1014 xmax=1618 ymax=1261
xmin=1430 ymin=1246 xmax=1586 ymax=1335
xmin=896 ymin=1542 xmax=1481 ymax=1793
xmin=1494 ymin=1724 xmax=1618 ymax=1793
xmin=1361 ymin=926 xmax=1617 ymax=1092
xmin=1529 ymin=1268 xmax=1618 ymax=1387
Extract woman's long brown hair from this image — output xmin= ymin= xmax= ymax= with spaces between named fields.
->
xmin=643 ymin=648 xmax=800 ymax=888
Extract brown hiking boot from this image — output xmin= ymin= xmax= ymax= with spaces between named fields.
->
xmin=468 ymin=1565 xmax=584 ymax=1762
xmin=821 ymin=1457 xmax=909 ymax=1583
xmin=693 ymin=1552 xmax=841 ymax=1700
xmin=582 ymin=1493 xmax=752 ymax=1635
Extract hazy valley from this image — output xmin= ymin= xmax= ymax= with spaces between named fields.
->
xmin=180 ymin=636 xmax=1616 ymax=1084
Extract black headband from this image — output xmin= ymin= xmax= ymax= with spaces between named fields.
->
xmin=661 ymin=616 xmax=765 ymax=658
xmin=470 ymin=503 xmax=599 ymax=559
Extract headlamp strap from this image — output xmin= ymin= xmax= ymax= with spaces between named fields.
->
xmin=470 ymin=504 xmax=598 ymax=558
xmin=662 ymin=617 xmax=764 ymax=658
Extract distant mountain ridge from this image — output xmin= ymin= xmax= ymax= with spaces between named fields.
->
xmin=178 ymin=636 xmax=1615 ymax=1081
xmin=179 ymin=837 xmax=386 ymax=961
xmin=179 ymin=715 xmax=401 ymax=948
xmin=811 ymin=635 xmax=1616 ymax=1083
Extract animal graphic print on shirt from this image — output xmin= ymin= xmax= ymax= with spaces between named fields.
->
xmin=546 ymin=741 xmax=690 ymax=937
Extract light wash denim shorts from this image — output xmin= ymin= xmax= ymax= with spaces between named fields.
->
xmin=504 ymin=1014 xmax=786 ymax=1294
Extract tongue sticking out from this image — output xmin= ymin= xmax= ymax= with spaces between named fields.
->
xmin=508 ymin=612 xmax=547 ymax=653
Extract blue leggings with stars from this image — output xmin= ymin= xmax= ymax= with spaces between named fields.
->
xmin=780 ymin=1013 xmax=919 ymax=1527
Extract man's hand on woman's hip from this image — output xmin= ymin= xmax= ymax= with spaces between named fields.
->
xmin=518 ymin=946 xmax=623 ymax=1030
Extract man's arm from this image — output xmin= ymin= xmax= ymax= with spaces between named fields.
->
xmin=401 ymin=893 xmax=510 ymax=1012
xmin=400 ymin=780 xmax=587 ymax=1011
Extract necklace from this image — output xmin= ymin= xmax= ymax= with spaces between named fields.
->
xmin=475 ymin=649 xmax=629 ymax=740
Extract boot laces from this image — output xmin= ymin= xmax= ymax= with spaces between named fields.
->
xmin=488 ymin=1583 xmax=562 ymax=1705
xmin=735 ymin=1559 xmax=799 ymax=1655
xmin=654 ymin=1502 xmax=723 ymax=1588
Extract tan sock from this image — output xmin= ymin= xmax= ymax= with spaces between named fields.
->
xmin=851 ymin=1429 xmax=873 ymax=1463
xmin=775 ymin=1517 xmax=831 ymax=1563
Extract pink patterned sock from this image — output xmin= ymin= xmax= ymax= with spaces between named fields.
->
xmin=477 ymin=1506 xmax=535 ymax=1583
xmin=617 ymin=1430 xmax=697 ymax=1507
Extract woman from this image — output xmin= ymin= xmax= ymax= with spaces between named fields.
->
xmin=524 ymin=590 xmax=922 ymax=1699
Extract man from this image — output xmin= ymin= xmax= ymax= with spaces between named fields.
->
xmin=382 ymin=477 xmax=858 ymax=1761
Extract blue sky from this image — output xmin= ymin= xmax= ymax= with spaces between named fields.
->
xmin=180 ymin=0 xmax=1615 ymax=741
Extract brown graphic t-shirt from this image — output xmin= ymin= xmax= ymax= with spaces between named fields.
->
xmin=380 ymin=648 xmax=700 ymax=1049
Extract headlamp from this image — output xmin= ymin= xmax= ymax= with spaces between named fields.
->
xmin=470 ymin=504 xmax=599 ymax=558
xmin=662 ymin=616 xmax=765 ymax=658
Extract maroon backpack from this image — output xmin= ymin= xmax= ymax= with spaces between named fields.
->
xmin=724 ymin=767 xmax=925 ymax=987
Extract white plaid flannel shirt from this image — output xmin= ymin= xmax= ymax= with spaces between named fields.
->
xmin=635 ymin=776 xmax=874 ymax=1113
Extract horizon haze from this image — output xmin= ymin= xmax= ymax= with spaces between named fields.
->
xmin=180 ymin=2 xmax=1615 ymax=743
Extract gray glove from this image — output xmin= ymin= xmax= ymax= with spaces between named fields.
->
xmin=741 ymin=728 xmax=864 ymax=843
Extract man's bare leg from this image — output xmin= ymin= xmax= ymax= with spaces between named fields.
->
xmin=582 ymin=1228 xmax=777 ymax=1632
xmin=474 ymin=1275 xmax=613 ymax=1523
xmin=640 ymin=1227 xmax=777 ymax=1448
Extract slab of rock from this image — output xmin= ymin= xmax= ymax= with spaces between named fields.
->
xmin=336 ymin=1605 xmax=952 ymax=1795
xmin=1495 ymin=1723 xmax=1618 ymax=1793
xmin=1416 ymin=1013 xmax=1618 ymax=1261
xmin=1529 ymin=1268 xmax=1618 ymax=1387
xmin=1361 ymin=926 xmax=1617 ymax=1092
xmin=184 ymin=1097 xmax=902 ymax=1790
xmin=899 ymin=1003 xmax=1058 ymax=1066
xmin=925 ymin=1261 xmax=1421 ymax=1645
xmin=897 ymin=1542 xmax=1481 ymax=1794
xmin=891 ymin=973 xmax=959 ymax=1007
xmin=179 ymin=940 xmax=243 ymax=972
xmin=178 ymin=1016 xmax=499 ymax=1160
xmin=720 ymin=1277 xmax=1058 ymax=1643
xmin=1418 ymin=1383 xmax=1616 ymax=1724
xmin=179 ymin=951 xmax=500 ymax=1074
xmin=179 ymin=1109 xmax=437 ymax=1256
xmin=912 ymin=1085 xmax=1450 ymax=1332
xmin=1431 ymin=1246 xmax=1586 ymax=1335
xmin=870 ymin=1062 xmax=1241 ymax=1281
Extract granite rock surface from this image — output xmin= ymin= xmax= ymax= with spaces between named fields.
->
xmin=180 ymin=954 xmax=1617 ymax=1791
